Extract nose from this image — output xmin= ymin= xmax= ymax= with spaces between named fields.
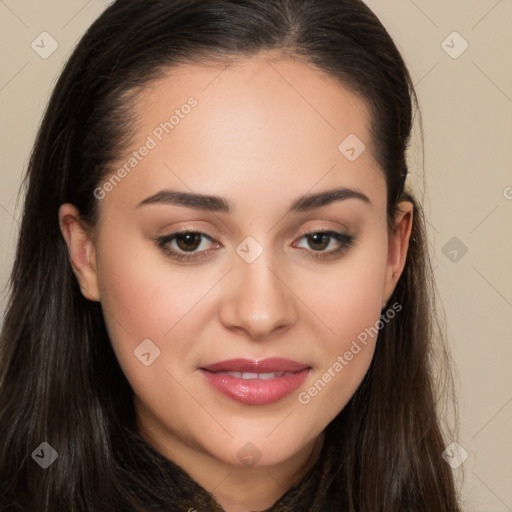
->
xmin=219 ymin=250 xmax=298 ymax=341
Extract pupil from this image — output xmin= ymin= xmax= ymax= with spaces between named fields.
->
xmin=177 ymin=233 xmax=201 ymax=251
xmin=309 ymin=233 xmax=328 ymax=251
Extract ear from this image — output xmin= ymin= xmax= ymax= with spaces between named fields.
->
xmin=382 ymin=200 xmax=414 ymax=307
xmin=58 ymin=203 xmax=100 ymax=302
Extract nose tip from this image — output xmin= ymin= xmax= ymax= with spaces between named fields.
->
xmin=219 ymin=260 xmax=297 ymax=341
xmin=240 ymin=309 xmax=290 ymax=340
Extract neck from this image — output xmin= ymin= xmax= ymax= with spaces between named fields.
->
xmin=135 ymin=407 xmax=325 ymax=511
xmin=210 ymin=434 xmax=325 ymax=511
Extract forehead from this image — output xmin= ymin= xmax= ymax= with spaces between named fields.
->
xmin=101 ymin=54 xmax=386 ymax=216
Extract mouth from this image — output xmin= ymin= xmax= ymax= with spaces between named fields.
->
xmin=199 ymin=358 xmax=311 ymax=406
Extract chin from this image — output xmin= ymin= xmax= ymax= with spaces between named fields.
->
xmin=203 ymin=429 xmax=319 ymax=470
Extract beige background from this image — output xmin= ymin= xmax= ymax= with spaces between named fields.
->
xmin=0 ymin=1 xmax=511 ymax=510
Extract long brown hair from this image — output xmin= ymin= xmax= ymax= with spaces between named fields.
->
xmin=0 ymin=0 xmax=460 ymax=510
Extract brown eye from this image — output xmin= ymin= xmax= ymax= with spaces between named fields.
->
xmin=156 ymin=230 xmax=221 ymax=262
xmin=293 ymin=230 xmax=356 ymax=260
xmin=175 ymin=233 xmax=203 ymax=252
xmin=306 ymin=233 xmax=331 ymax=251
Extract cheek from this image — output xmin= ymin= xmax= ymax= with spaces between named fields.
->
xmin=292 ymin=238 xmax=388 ymax=415
xmin=94 ymin=226 xmax=204 ymax=372
xmin=296 ymin=236 xmax=388 ymax=347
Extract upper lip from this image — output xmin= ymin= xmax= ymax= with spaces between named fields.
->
xmin=201 ymin=358 xmax=310 ymax=373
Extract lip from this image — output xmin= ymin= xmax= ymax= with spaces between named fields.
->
xmin=201 ymin=358 xmax=309 ymax=373
xmin=200 ymin=358 xmax=311 ymax=406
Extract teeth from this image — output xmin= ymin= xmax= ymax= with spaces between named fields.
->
xmin=223 ymin=371 xmax=243 ymax=378
xmin=216 ymin=371 xmax=292 ymax=380
xmin=259 ymin=372 xmax=278 ymax=380
xmin=241 ymin=372 xmax=259 ymax=379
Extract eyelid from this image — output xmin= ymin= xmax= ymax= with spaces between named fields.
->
xmin=155 ymin=225 xmax=355 ymax=262
xmin=293 ymin=222 xmax=350 ymax=238
xmin=291 ymin=228 xmax=355 ymax=258
xmin=154 ymin=228 xmax=218 ymax=260
xmin=157 ymin=226 xmax=220 ymax=245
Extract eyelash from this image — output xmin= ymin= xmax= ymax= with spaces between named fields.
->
xmin=155 ymin=228 xmax=356 ymax=263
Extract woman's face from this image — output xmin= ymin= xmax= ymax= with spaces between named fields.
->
xmin=60 ymin=55 xmax=412 ymax=471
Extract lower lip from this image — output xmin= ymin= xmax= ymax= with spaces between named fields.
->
xmin=200 ymin=369 xmax=310 ymax=406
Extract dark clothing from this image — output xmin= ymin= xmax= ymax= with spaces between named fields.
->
xmin=119 ymin=428 xmax=338 ymax=512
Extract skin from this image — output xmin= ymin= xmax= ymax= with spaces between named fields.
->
xmin=59 ymin=53 xmax=413 ymax=512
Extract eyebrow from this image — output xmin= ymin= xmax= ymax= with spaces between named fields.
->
xmin=136 ymin=186 xmax=371 ymax=213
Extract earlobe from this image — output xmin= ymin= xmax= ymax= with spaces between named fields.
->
xmin=58 ymin=203 xmax=100 ymax=302
xmin=382 ymin=201 xmax=414 ymax=305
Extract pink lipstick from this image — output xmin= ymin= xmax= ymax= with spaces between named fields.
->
xmin=200 ymin=358 xmax=311 ymax=405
